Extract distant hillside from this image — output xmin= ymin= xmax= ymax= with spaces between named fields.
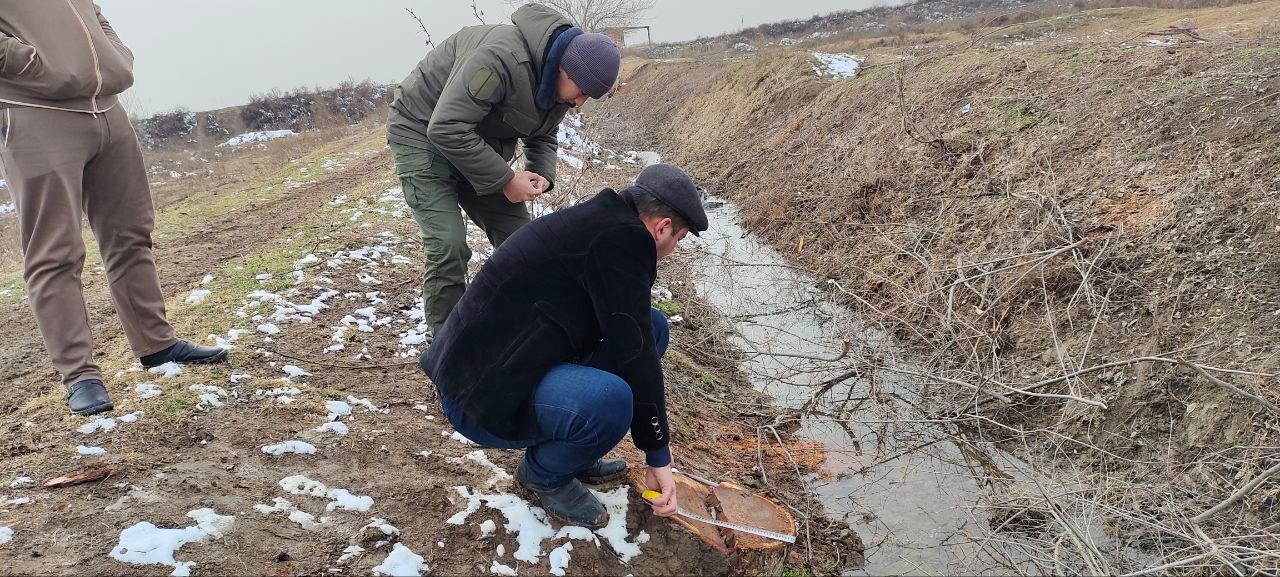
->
xmin=133 ymin=80 xmax=392 ymax=150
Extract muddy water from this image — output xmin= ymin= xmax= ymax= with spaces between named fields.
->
xmin=683 ymin=195 xmax=1032 ymax=575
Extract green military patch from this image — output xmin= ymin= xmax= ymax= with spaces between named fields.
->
xmin=467 ymin=67 xmax=501 ymax=101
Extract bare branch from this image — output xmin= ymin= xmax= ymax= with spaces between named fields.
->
xmin=404 ymin=8 xmax=435 ymax=48
xmin=1192 ymin=461 xmax=1280 ymax=525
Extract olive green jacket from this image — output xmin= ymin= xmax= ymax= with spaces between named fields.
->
xmin=388 ymin=4 xmax=572 ymax=195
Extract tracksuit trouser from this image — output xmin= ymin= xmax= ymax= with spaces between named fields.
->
xmin=0 ymin=104 xmax=176 ymax=385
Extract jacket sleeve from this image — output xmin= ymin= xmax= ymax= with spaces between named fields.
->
xmin=0 ymin=33 xmax=38 ymax=78
xmin=94 ymin=4 xmax=135 ymax=65
xmin=522 ymin=128 xmax=559 ymax=192
xmin=426 ymin=48 xmax=516 ymax=196
xmin=583 ymin=226 xmax=670 ymax=465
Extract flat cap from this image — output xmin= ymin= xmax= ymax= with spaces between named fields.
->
xmin=632 ymin=163 xmax=709 ymax=236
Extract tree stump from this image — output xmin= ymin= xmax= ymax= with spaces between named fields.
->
xmin=627 ymin=469 xmax=796 ymax=575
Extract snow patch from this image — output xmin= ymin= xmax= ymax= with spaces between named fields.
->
xmin=221 ymin=130 xmax=295 ymax=147
xmin=109 ymin=508 xmax=234 ymax=576
xmin=372 ymin=543 xmax=427 ymax=576
xmin=444 ymin=430 xmax=477 ymax=445
xmin=261 ymin=441 xmax=317 ymax=456
xmin=189 ymin=384 xmax=227 ymax=410
xmin=184 ymin=289 xmax=211 ymax=305
xmin=253 ymin=497 xmax=328 ymax=530
xmin=594 ymin=487 xmax=649 ymax=562
xmin=325 ymin=400 xmax=352 ymax=419
xmin=148 ymin=362 xmax=183 ymax=379
xmin=490 ymin=561 xmax=518 ymax=576
xmin=77 ymin=412 xmax=142 ymax=434
xmin=449 ymin=450 xmax=513 ymax=490
xmin=135 ymin=382 xmax=162 ymax=399
xmin=813 ymin=52 xmax=863 ymax=79
xmin=281 ymin=364 xmax=311 ymax=379
xmin=314 ymin=421 xmax=349 ymax=436
xmin=278 ymin=475 xmax=373 ymax=512
xmin=549 ymin=541 xmax=574 ymax=576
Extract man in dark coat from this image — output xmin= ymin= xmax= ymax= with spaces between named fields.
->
xmin=421 ymin=164 xmax=709 ymax=527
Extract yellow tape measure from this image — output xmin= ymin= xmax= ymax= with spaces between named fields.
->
xmin=642 ymin=490 xmax=662 ymax=500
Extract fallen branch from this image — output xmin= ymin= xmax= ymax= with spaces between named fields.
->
xmin=1191 ymin=461 xmax=1280 ymax=524
xmin=744 ymin=336 xmax=850 ymax=363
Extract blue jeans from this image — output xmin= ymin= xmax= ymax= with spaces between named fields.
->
xmin=442 ymin=308 xmax=670 ymax=487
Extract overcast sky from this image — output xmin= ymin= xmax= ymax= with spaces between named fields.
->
xmin=95 ymin=0 xmax=888 ymax=116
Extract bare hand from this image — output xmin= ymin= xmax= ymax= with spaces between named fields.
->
xmin=644 ymin=464 xmax=678 ymax=517
xmin=530 ymin=173 xmax=551 ymax=193
xmin=503 ymin=170 xmax=543 ymax=203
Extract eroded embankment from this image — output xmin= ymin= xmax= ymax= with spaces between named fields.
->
xmin=596 ymin=2 xmax=1280 ymax=573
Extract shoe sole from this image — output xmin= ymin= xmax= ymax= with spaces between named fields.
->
xmin=71 ymin=400 xmax=114 ymax=416
xmin=576 ymin=468 xmax=629 ymax=485
xmin=141 ymin=348 xmax=229 ymax=369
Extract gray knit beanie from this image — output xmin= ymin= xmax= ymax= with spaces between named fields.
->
xmin=560 ymin=33 xmax=621 ymax=99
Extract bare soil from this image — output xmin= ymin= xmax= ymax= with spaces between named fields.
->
xmin=0 ymin=118 xmax=853 ymax=575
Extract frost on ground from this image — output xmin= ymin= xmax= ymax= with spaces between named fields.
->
xmin=372 ymin=543 xmax=427 ymax=576
xmin=76 ymin=445 xmax=106 ymax=456
xmin=0 ymin=526 xmax=12 ymax=545
xmin=9 ymin=477 xmax=34 ymax=489
xmin=490 ymin=560 xmax=518 ymax=576
xmin=109 ymin=508 xmax=234 ymax=576
xmin=812 ymin=52 xmax=863 ymax=79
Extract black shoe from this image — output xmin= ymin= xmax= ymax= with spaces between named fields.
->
xmin=576 ymin=458 xmax=628 ymax=485
xmin=516 ymin=460 xmax=608 ymax=528
xmin=140 ymin=340 xmax=228 ymax=368
xmin=66 ymin=379 xmax=114 ymax=416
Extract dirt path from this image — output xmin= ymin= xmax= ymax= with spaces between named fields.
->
xmin=0 ymin=122 xmax=846 ymax=576
xmin=0 ymin=127 xmax=392 ymax=414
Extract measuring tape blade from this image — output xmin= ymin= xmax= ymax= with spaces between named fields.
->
xmin=676 ymin=508 xmax=797 ymax=544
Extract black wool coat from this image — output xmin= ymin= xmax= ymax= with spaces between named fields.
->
xmin=420 ymin=189 xmax=669 ymax=454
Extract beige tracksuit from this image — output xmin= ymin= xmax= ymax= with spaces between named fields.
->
xmin=1 ymin=1 xmax=176 ymax=385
